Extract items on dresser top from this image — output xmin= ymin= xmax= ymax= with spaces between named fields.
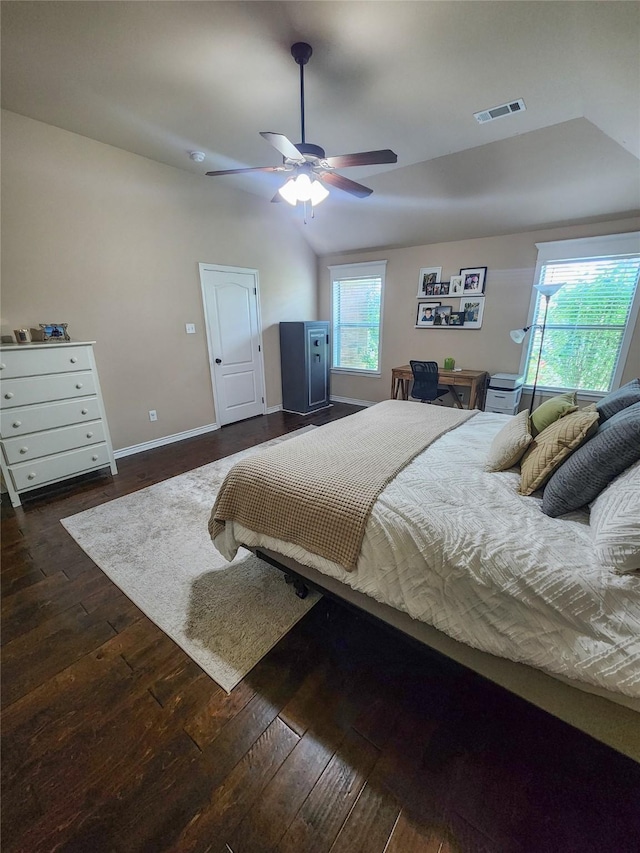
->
xmin=0 ymin=342 xmax=117 ymax=507
xmin=13 ymin=329 xmax=31 ymax=344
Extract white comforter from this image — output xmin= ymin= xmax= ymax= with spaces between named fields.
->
xmin=215 ymin=412 xmax=640 ymax=698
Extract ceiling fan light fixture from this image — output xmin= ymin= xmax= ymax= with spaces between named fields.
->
xmin=309 ymin=179 xmax=329 ymax=206
xmin=294 ymin=171 xmax=313 ymax=201
xmin=278 ymin=177 xmax=300 ymax=206
xmin=278 ymin=173 xmax=329 ymax=206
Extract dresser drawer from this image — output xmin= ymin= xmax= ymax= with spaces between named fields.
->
xmin=1 ymin=372 xmax=96 ymax=409
xmin=0 ymin=346 xmax=92 ymax=379
xmin=2 ymin=420 xmax=105 ymax=464
xmin=8 ymin=443 xmax=111 ymax=491
xmin=0 ymin=397 xmax=102 ymax=437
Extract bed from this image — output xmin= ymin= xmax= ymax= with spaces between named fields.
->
xmin=209 ymin=400 xmax=640 ymax=761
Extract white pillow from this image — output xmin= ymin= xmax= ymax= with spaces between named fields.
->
xmin=484 ymin=409 xmax=531 ymax=472
xmin=590 ymin=460 xmax=640 ymax=573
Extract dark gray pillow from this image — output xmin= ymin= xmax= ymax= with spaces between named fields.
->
xmin=542 ymin=401 xmax=640 ymax=517
xmin=596 ymin=378 xmax=640 ymax=422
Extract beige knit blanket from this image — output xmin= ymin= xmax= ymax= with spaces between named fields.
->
xmin=209 ymin=400 xmax=476 ymax=570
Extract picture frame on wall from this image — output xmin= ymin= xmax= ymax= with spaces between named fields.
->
xmin=460 ymin=267 xmax=487 ymax=295
xmin=417 ymin=267 xmax=442 ymax=297
xmin=450 ymin=275 xmax=465 ymax=296
xmin=415 ymin=301 xmax=441 ymax=326
xmin=449 ymin=311 xmax=466 ymax=326
xmin=433 ymin=306 xmax=452 ymax=326
xmin=459 ymin=297 xmax=485 ymax=329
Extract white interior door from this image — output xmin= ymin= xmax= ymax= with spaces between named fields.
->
xmin=199 ymin=264 xmax=266 ymax=426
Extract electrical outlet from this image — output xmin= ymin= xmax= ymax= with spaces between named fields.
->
xmin=149 ymin=410 xmax=157 ymax=422
xmin=185 ymin=323 xmax=196 ymax=334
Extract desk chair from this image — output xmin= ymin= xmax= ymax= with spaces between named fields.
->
xmin=409 ymin=360 xmax=450 ymax=404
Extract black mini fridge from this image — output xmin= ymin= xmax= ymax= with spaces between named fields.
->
xmin=279 ymin=321 xmax=330 ymax=414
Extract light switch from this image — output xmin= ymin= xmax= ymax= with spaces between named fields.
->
xmin=185 ymin=323 xmax=196 ymax=334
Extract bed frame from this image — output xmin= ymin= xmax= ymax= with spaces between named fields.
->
xmin=254 ymin=547 xmax=640 ymax=763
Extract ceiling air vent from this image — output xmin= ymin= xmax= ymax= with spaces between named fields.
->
xmin=474 ymin=99 xmax=526 ymax=124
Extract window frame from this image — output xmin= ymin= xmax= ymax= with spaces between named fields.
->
xmin=329 ymin=260 xmax=387 ymax=376
xmin=518 ymin=232 xmax=640 ymax=398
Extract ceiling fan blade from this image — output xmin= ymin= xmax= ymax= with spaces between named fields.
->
xmin=206 ymin=166 xmax=284 ymax=176
xmin=260 ymin=132 xmax=304 ymax=163
xmin=324 ymin=149 xmax=398 ymax=169
xmin=321 ymin=172 xmax=373 ymax=198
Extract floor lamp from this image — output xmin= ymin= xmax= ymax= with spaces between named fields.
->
xmin=510 ymin=282 xmax=565 ymax=411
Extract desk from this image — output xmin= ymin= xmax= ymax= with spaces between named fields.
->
xmin=391 ymin=365 xmax=489 ymax=410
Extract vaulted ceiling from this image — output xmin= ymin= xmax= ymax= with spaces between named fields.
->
xmin=2 ymin=1 xmax=639 ymax=254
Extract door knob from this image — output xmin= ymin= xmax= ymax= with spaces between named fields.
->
xmin=215 ymin=358 xmax=222 ymax=364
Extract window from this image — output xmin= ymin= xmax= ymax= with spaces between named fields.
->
xmin=330 ymin=261 xmax=386 ymax=374
xmin=522 ymin=233 xmax=640 ymax=395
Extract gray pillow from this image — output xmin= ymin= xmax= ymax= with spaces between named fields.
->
xmin=596 ymin=377 xmax=640 ymax=422
xmin=542 ymin=401 xmax=640 ymax=517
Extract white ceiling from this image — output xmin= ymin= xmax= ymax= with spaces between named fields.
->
xmin=2 ymin=1 xmax=639 ymax=254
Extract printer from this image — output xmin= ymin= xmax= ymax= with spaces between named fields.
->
xmin=486 ymin=372 xmax=525 ymax=415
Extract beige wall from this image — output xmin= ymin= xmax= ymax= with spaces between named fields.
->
xmin=319 ymin=219 xmax=640 ymax=406
xmin=3 ymin=110 xmax=638 ymax=453
xmin=1 ymin=111 xmax=317 ymax=450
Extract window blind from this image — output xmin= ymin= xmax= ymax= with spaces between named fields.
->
xmin=332 ymin=275 xmax=382 ymax=372
xmin=524 ymin=254 xmax=640 ymax=393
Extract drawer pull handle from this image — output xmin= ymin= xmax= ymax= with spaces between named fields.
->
xmin=0 ymin=363 xmax=5 ymax=370
xmin=70 ymin=357 xmax=78 ymax=364
xmin=76 ymin=383 xmax=83 ymax=389
xmin=12 ymin=421 xmax=21 ymax=428
xmin=4 ymin=392 xmax=14 ymax=399
xmin=19 ymin=447 xmax=28 ymax=454
xmin=86 ymin=432 xmax=94 ymax=438
xmin=91 ymin=455 xmax=99 ymax=462
xmin=27 ymin=473 xmax=36 ymax=480
xmin=81 ymin=408 xmax=88 ymax=415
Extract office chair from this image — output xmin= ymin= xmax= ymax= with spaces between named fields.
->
xmin=409 ymin=360 xmax=450 ymax=404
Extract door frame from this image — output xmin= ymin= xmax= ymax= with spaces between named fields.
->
xmin=198 ymin=262 xmax=267 ymax=426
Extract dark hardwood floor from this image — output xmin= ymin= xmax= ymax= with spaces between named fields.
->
xmin=2 ymin=403 xmax=639 ymax=852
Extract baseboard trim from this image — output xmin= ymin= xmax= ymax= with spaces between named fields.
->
xmin=113 ymin=398 xmax=371 ymax=458
xmin=330 ymin=395 xmax=377 ymax=408
xmin=114 ymin=422 xmax=219 ymax=459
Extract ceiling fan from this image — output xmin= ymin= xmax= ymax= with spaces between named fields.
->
xmin=206 ymin=42 xmax=397 ymax=207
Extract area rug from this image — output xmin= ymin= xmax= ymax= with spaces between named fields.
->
xmin=61 ymin=428 xmax=320 ymax=692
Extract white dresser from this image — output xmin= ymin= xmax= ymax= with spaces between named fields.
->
xmin=0 ymin=342 xmax=117 ymax=507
